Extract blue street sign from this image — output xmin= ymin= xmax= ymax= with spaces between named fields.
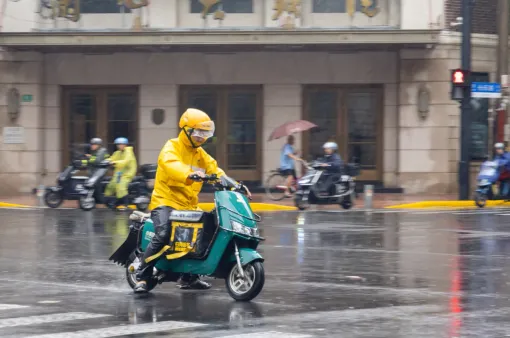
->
xmin=471 ymin=82 xmax=502 ymax=98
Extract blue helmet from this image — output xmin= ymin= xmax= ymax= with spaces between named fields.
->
xmin=114 ymin=137 xmax=128 ymax=145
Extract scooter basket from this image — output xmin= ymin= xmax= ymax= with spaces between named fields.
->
xmin=167 ymin=221 xmax=206 ymax=258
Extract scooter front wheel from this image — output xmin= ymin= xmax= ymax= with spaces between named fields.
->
xmin=474 ymin=192 xmax=487 ymax=208
xmin=294 ymin=194 xmax=310 ymax=211
xmin=79 ymin=195 xmax=96 ymax=211
xmin=226 ymin=261 xmax=265 ymax=302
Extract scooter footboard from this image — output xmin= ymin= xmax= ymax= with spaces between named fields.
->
xmin=230 ymin=248 xmax=264 ymax=266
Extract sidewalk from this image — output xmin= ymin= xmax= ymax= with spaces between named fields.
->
xmin=0 ymin=193 xmax=459 ymax=210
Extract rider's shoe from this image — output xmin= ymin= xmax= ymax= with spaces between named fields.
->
xmin=177 ymin=275 xmax=211 ymax=290
xmin=134 ymin=280 xmax=148 ymax=293
xmin=116 ymin=205 xmax=128 ymax=211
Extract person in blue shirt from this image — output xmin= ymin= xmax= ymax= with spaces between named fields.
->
xmin=280 ymin=135 xmax=303 ymax=197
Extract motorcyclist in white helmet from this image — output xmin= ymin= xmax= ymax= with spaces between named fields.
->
xmin=319 ymin=142 xmax=342 ymax=172
xmin=316 ymin=142 xmax=343 ymax=194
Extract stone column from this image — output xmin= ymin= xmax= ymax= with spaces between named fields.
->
xmin=0 ymin=51 xmax=43 ymax=195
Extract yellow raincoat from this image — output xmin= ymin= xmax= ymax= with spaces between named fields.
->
xmin=105 ymin=146 xmax=137 ymax=199
xmin=149 ymin=130 xmax=225 ymax=211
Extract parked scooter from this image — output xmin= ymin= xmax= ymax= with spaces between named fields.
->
xmin=44 ymin=162 xmax=91 ymax=208
xmin=474 ymin=159 xmax=502 ymax=208
xmin=78 ymin=162 xmax=155 ymax=212
xmin=295 ymin=160 xmax=360 ymax=210
xmin=109 ymin=174 xmax=265 ymax=302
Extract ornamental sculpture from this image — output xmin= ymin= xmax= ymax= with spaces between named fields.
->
xmin=199 ymin=0 xmax=225 ymax=21
xmin=347 ymin=0 xmax=379 ymax=18
xmin=272 ymin=0 xmax=301 ymax=29
xmin=37 ymin=0 xmax=80 ymax=22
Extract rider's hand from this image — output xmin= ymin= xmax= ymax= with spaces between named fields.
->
xmin=85 ymin=154 xmax=91 ymax=158
xmin=189 ymin=171 xmax=206 ymax=179
xmin=320 ymin=163 xmax=329 ymax=167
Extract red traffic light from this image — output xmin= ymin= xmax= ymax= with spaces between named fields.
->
xmin=453 ymin=70 xmax=465 ymax=84
xmin=451 ymin=69 xmax=470 ymax=86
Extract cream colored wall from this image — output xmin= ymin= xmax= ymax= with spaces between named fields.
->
xmin=400 ymin=0 xmax=444 ymax=29
xmin=9 ymin=41 xmax=502 ymax=195
xmin=37 ymin=51 xmax=397 ymax=189
xmin=0 ymin=52 xmax=44 ymax=194
xmin=398 ymin=38 xmax=497 ymax=194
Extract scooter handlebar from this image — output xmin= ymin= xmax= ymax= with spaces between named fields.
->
xmin=188 ymin=173 xmax=218 ymax=182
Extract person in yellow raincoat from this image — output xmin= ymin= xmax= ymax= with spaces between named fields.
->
xmin=134 ymin=108 xmax=251 ymax=293
xmin=104 ymin=137 xmax=137 ymax=211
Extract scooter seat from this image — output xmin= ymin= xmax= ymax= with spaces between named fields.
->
xmin=130 ymin=210 xmax=150 ymax=222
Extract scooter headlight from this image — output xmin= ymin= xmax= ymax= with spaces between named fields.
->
xmin=479 ymin=179 xmax=489 ymax=185
xmin=231 ymin=220 xmax=259 ymax=237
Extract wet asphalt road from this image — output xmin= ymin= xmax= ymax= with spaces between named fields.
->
xmin=1 ymin=208 xmax=510 ymax=337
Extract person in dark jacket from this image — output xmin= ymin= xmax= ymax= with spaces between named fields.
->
xmin=319 ymin=142 xmax=342 ymax=173
xmin=317 ymin=142 xmax=342 ymax=194
xmin=81 ymin=138 xmax=109 ymax=176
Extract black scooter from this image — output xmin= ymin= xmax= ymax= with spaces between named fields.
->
xmin=294 ymin=160 xmax=360 ymax=210
xmin=78 ymin=162 xmax=155 ymax=212
xmin=44 ymin=161 xmax=98 ymax=208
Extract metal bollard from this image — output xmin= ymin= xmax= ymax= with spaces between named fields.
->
xmin=37 ymin=184 xmax=45 ymax=207
xmin=364 ymin=185 xmax=374 ymax=209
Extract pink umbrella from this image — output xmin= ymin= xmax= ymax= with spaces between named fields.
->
xmin=268 ymin=120 xmax=318 ymax=141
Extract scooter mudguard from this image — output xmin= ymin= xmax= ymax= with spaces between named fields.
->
xmin=230 ymin=248 xmax=264 ymax=266
xmin=47 ymin=186 xmax=62 ymax=192
xmin=109 ymin=229 xmax=139 ymax=267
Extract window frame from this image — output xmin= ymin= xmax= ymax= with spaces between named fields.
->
xmin=61 ymin=86 xmax=139 ymax=168
xmin=179 ymin=85 xmax=263 ymax=181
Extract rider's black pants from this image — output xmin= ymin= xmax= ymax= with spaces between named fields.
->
xmin=136 ymin=206 xmax=200 ymax=283
xmin=136 ymin=206 xmax=174 ymax=281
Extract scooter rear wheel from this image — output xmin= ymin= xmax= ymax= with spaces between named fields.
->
xmin=125 ymin=256 xmax=158 ymax=292
xmin=44 ymin=191 xmax=63 ymax=208
xmin=79 ymin=195 xmax=96 ymax=211
xmin=226 ymin=261 xmax=265 ymax=302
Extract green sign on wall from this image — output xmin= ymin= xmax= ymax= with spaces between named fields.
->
xmin=21 ymin=94 xmax=33 ymax=102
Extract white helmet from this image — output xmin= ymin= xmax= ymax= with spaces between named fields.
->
xmin=495 ymin=142 xmax=505 ymax=149
xmin=323 ymin=142 xmax=338 ymax=150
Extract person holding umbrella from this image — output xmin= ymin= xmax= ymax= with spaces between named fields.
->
xmin=280 ymin=135 xmax=303 ymax=197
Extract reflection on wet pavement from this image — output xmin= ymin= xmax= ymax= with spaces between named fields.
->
xmin=0 ymin=208 xmax=510 ymax=336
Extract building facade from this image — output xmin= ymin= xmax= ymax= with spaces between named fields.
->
xmin=0 ymin=0 xmax=504 ymax=195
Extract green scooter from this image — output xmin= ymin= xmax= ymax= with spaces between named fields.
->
xmin=109 ymin=174 xmax=265 ymax=302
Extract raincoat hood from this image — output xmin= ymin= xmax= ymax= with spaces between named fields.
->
xmin=178 ymin=129 xmax=194 ymax=148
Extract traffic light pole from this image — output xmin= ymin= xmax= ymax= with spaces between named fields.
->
xmin=458 ymin=0 xmax=473 ymax=200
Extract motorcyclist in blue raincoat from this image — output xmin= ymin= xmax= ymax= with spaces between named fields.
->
xmin=494 ymin=143 xmax=510 ymax=198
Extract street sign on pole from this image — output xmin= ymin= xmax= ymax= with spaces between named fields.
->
xmin=471 ymin=82 xmax=502 ymax=98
